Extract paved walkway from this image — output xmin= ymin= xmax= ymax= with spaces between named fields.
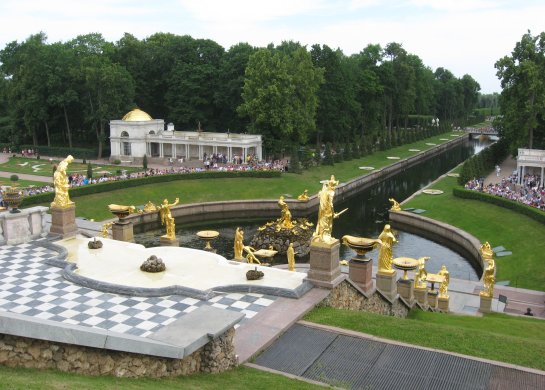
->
xmin=483 ymin=156 xmax=517 ymax=186
xmin=253 ymin=321 xmax=545 ymax=389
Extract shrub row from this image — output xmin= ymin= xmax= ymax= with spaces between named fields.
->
xmin=0 ymin=143 xmax=107 ymax=160
xmin=458 ymin=140 xmax=509 ymax=185
xmin=21 ymin=170 xmax=281 ymax=207
xmin=453 ymin=187 xmax=545 ymax=225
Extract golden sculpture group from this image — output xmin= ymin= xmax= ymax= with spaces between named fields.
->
xmin=389 ymin=198 xmax=401 ymax=212
xmin=277 ymin=195 xmax=295 ymax=230
xmin=51 ymin=155 xmax=75 ymax=208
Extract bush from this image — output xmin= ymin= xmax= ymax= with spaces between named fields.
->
xmin=87 ymin=162 xmax=93 ymax=179
xmin=10 ymin=174 xmax=18 ymax=182
xmin=453 ymin=187 xmax=545 ymax=225
xmin=21 ymin=170 xmax=282 ymax=207
xmin=143 ymin=154 xmax=148 ymax=170
xmin=113 ymin=159 xmax=121 ymax=165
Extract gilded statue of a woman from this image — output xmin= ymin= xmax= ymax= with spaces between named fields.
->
xmin=51 ymin=155 xmax=75 ymax=208
xmin=377 ymin=224 xmax=396 ymax=274
xmin=438 ymin=265 xmax=450 ymax=298
xmin=234 ymin=227 xmax=244 ymax=260
xmin=160 ymin=197 xmax=179 ymax=240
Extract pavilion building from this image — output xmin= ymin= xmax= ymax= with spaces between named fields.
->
xmin=109 ymin=109 xmax=262 ymax=164
xmin=516 ymin=148 xmax=545 ymax=187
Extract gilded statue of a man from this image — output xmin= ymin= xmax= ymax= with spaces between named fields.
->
xmin=312 ymin=175 xmax=345 ymax=244
xmin=234 ymin=227 xmax=244 ymax=260
xmin=51 ymin=155 xmax=75 ymax=208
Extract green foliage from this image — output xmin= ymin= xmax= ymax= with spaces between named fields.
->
xmin=323 ymin=142 xmax=334 ymax=165
xmin=142 ymin=154 xmax=148 ymax=170
xmin=495 ymin=31 xmax=545 ymax=151
xmin=288 ymin=146 xmax=302 ymax=174
xmin=453 ymin=187 xmax=545 ymax=225
xmin=113 ymin=159 xmax=121 ymax=165
xmin=9 ymin=174 xmax=18 ymax=182
xmin=86 ymin=162 xmax=92 ymax=179
xmin=458 ymin=140 xmax=508 ymax=184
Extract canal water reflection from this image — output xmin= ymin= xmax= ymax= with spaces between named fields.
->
xmin=136 ymin=139 xmax=488 ymax=281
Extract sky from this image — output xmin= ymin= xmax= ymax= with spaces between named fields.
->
xmin=1 ymin=0 xmax=543 ymax=93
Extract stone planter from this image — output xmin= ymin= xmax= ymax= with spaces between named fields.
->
xmin=3 ymin=186 xmax=24 ymax=213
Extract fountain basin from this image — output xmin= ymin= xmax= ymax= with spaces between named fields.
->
xmin=55 ymin=235 xmax=311 ymax=299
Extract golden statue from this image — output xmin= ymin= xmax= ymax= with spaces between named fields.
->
xmin=389 ymin=198 xmax=401 ymax=212
xmin=480 ymin=241 xmax=494 ymax=259
xmin=99 ymin=222 xmax=114 ymax=238
xmin=51 ymin=155 xmax=75 ymax=208
xmin=234 ymin=227 xmax=245 ymax=260
xmin=480 ymin=256 xmax=496 ymax=298
xmin=297 ymin=190 xmax=309 ymax=201
xmin=312 ymin=175 xmax=347 ymax=244
xmin=243 ymin=245 xmax=261 ymax=265
xmin=414 ymin=256 xmax=430 ymax=288
xmin=377 ymin=224 xmax=397 ymax=274
xmin=438 ymin=265 xmax=450 ymax=298
xmin=160 ymin=198 xmax=179 ymax=240
xmin=277 ymin=195 xmax=295 ymax=229
xmin=287 ymin=243 xmax=296 ymax=271
xmin=143 ymin=201 xmax=158 ymax=213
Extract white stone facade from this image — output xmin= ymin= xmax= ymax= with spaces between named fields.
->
xmin=109 ymin=109 xmax=262 ymax=163
xmin=516 ymin=148 xmax=545 ymax=187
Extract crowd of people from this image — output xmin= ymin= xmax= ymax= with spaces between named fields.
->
xmin=465 ymin=172 xmax=545 ymax=211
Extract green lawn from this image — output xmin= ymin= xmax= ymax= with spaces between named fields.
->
xmin=403 ymin=173 xmax=545 ymax=291
xmin=51 ymin=134 xmax=463 ymax=221
xmin=0 ymin=364 xmax=318 ymax=390
xmin=0 ymin=157 xmax=143 ymax=178
xmin=305 ymin=307 xmax=545 ymax=371
xmin=0 ymin=178 xmax=49 ymax=188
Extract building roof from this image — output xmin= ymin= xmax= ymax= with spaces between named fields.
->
xmin=122 ymin=108 xmax=153 ymax=122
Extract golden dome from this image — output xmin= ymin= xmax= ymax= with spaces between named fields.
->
xmin=122 ymin=108 xmax=152 ymax=121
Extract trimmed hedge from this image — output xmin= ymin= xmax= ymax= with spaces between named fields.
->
xmin=21 ymin=170 xmax=281 ymax=207
xmin=453 ymin=187 xmax=545 ymax=225
xmin=0 ymin=143 xmax=107 ymax=160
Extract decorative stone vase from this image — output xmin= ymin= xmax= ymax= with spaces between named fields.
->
xmin=4 ymin=186 xmax=24 ymax=213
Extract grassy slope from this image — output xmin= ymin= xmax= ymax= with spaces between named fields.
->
xmin=403 ymin=174 xmax=545 ymax=291
xmin=0 ymin=365 xmax=318 ymax=390
xmin=55 ymin=134 xmax=462 ymax=221
xmin=305 ymin=307 xmax=545 ymax=371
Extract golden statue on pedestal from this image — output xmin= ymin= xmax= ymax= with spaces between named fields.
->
xmin=51 ymin=155 xmax=74 ymax=208
xmin=277 ymin=196 xmax=295 ymax=229
xmin=438 ymin=265 xmax=450 ymax=298
xmin=143 ymin=201 xmax=158 ymax=213
xmin=377 ymin=224 xmax=397 ymax=274
xmin=160 ymin=198 xmax=179 ymax=240
xmin=312 ymin=175 xmax=347 ymax=245
xmin=287 ymin=243 xmax=296 ymax=271
xmin=414 ymin=256 xmax=430 ymax=288
xmin=99 ymin=222 xmax=114 ymax=238
xmin=297 ymin=190 xmax=309 ymax=201
xmin=480 ymin=242 xmax=496 ymax=298
xmin=389 ymin=198 xmax=401 ymax=212
xmin=234 ymin=227 xmax=245 ymax=260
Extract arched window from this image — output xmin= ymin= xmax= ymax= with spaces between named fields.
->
xmin=121 ymin=131 xmax=129 ymax=137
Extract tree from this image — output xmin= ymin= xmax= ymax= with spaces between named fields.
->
xmin=496 ymin=31 xmax=545 ymax=151
xmin=238 ymin=44 xmax=324 ymax=148
xmin=87 ymin=162 xmax=93 ymax=179
xmin=143 ymin=154 xmax=148 ymax=170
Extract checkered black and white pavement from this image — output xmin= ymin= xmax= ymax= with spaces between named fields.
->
xmin=0 ymin=242 xmax=275 ymax=337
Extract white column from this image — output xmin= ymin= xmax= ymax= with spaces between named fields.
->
xmin=541 ymin=167 xmax=544 ymax=188
xmin=199 ymin=145 xmax=203 ymax=160
xmin=160 ymin=143 xmax=164 ymax=158
xmin=172 ymin=144 xmax=176 ymax=158
xmin=228 ymin=147 xmax=232 ymax=162
xmin=186 ymin=144 xmax=189 ymax=159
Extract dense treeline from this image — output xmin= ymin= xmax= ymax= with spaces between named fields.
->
xmin=495 ymin=30 xmax=545 ymax=153
xmin=0 ymin=32 xmax=481 ymax=158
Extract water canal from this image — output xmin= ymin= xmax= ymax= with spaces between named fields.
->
xmin=136 ymin=138 xmax=489 ymax=281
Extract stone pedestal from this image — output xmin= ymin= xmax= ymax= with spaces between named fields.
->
xmin=397 ymin=278 xmax=414 ymax=302
xmin=438 ymin=296 xmax=449 ymax=312
xmin=348 ymin=257 xmax=373 ymax=293
xmin=376 ymin=271 xmax=397 ymax=300
xmin=306 ymin=240 xmax=343 ymax=288
xmin=0 ymin=206 xmax=48 ymax=245
xmin=479 ymin=295 xmax=493 ymax=313
xmin=112 ymin=220 xmax=134 ymax=242
xmin=414 ymin=286 xmax=428 ymax=307
xmin=160 ymin=236 xmax=179 ymax=247
xmin=50 ymin=205 xmax=77 ymax=238
xmin=428 ymin=290 xmax=438 ymax=309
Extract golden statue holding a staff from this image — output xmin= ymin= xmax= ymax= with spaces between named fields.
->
xmin=312 ymin=175 xmax=347 ymax=245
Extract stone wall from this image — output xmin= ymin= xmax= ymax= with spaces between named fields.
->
xmin=320 ymin=280 xmax=409 ymax=318
xmin=0 ymin=328 xmax=236 ymax=378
